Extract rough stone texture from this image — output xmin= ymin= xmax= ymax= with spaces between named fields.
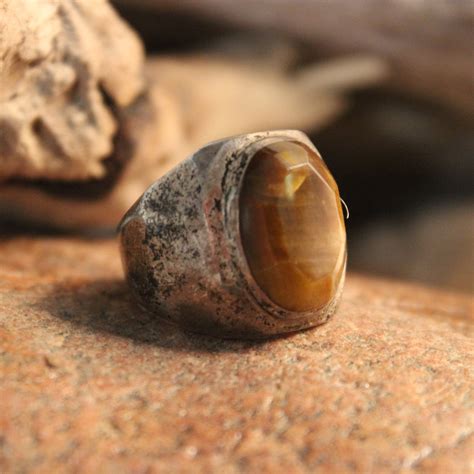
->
xmin=0 ymin=236 xmax=473 ymax=473
xmin=0 ymin=0 xmax=145 ymax=181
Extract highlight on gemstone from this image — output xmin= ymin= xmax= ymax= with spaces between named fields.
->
xmin=239 ymin=140 xmax=346 ymax=312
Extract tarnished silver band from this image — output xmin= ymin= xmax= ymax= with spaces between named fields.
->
xmin=119 ymin=130 xmax=346 ymax=338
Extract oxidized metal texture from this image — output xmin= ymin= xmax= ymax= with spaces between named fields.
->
xmin=119 ymin=130 xmax=346 ymax=338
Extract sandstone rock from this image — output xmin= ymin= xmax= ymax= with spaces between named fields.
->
xmin=0 ymin=236 xmax=472 ymax=472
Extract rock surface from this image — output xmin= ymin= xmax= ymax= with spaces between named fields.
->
xmin=0 ymin=237 xmax=473 ymax=473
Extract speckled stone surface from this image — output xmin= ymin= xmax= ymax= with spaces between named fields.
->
xmin=0 ymin=237 xmax=473 ymax=473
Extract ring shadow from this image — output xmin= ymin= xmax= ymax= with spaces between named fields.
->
xmin=35 ymin=278 xmax=271 ymax=353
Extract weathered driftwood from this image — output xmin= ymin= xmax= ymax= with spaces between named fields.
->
xmin=115 ymin=0 xmax=474 ymax=113
xmin=0 ymin=0 xmax=386 ymax=230
xmin=0 ymin=0 xmax=147 ymax=182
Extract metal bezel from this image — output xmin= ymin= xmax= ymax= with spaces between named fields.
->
xmin=202 ymin=130 xmax=346 ymax=323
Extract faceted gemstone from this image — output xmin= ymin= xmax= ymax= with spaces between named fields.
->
xmin=239 ymin=140 xmax=346 ymax=312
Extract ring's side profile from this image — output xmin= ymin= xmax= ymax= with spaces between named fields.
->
xmin=119 ymin=130 xmax=347 ymax=339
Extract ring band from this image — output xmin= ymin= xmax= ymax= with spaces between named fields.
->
xmin=119 ymin=130 xmax=347 ymax=339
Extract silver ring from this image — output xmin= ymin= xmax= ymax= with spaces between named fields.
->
xmin=119 ymin=130 xmax=347 ymax=339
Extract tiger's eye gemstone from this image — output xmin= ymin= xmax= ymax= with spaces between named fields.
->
xmin=239 ymin=140 xmax=346 ymax=312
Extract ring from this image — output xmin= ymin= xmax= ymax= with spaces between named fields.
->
xmin=119 ymin=130 xmax=347 ymax=339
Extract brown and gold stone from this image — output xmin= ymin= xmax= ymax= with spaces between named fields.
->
xmin=239 ymin=140 xmax=346 ymax=312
